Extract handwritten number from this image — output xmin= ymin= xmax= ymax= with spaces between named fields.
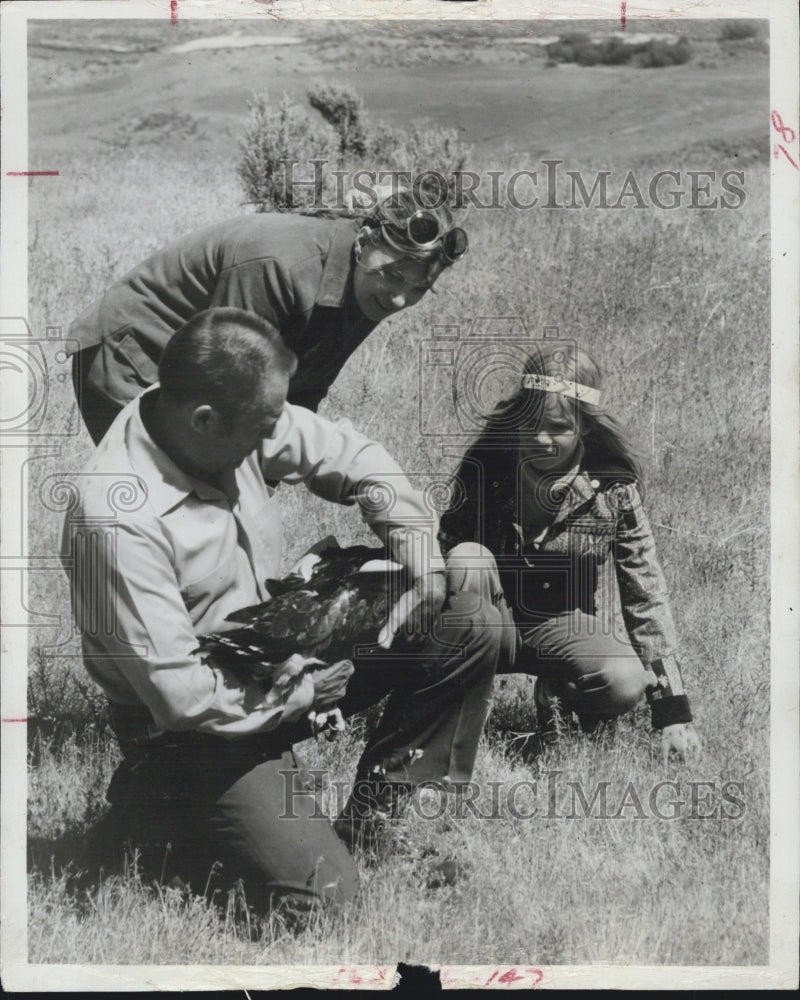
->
xmin=774 ymin=144 xmax=799 ymax=169
xmin=771 ymin=111 xmax=797 ymax=145
xmin=771 ymin=111 xmax=799 ymax=170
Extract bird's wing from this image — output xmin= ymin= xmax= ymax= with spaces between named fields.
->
xmin=199 ymin=545 xmax=406 ymax=680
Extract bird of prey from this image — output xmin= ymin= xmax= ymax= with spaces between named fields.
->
xmin=196 ymin=544 xmax=407 ymax=704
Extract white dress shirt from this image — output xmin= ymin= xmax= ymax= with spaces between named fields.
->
xmin=62 ymin=387 xmax=443 ymax=739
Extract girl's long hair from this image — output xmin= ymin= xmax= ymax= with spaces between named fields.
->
xmin=480 ymin=342 xmax=643 ymax=482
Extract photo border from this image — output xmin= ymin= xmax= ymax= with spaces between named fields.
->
xmin=1 ymin=0 xmax=797 ymax=990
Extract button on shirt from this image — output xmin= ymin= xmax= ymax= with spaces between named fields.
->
xmin=62 ymin=388 xmax=443 ymax=740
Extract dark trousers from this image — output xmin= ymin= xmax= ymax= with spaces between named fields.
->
xmin=97 ymin=589 xmax=501 ymax=916
xmin=446 ymin=542 xmax=655 ymax=722
xmin=71 ymin=343 xmax=145 ymax=445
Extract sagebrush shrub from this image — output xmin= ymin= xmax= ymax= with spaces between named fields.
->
xmin=548 ymin=34 xmax=692 ymax=68
xmin=238 ymin=87 xmax=472 ymax=211
xmin=634 ymin=37 xmax=692 ymax=68
xmin=307 ymin=82 xmax=369 ymax=156
xmin=237 ymin=92 xmax=338 ymax=211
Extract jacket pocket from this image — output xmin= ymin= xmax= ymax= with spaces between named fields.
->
xmin=110 ymin=328 xmax=160 ymax=387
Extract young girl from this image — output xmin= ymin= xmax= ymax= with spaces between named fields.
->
xmin=438 ymin=343 xmax=701 ymax=761
xmin=69 ymin=187 xmax=468 ymax=444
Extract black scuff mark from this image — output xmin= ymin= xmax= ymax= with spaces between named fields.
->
xmin=395 ymin=962 xmax=442 ymax=995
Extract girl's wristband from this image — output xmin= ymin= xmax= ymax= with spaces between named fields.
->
xmin=650 ymin=695 xmax=693 ymax=729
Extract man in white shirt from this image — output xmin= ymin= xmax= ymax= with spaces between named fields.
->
xmin=62 ymin=307 xmax=502 ymax=917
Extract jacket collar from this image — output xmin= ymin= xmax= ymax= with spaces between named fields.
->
xmin=550 ymin=468 xmax=598 ymax=527
xmin=125 ymin=387 xmax=229 ymax=516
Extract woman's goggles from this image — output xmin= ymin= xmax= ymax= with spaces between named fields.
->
xmin=378 ymin=209 xmax=469 ymax=263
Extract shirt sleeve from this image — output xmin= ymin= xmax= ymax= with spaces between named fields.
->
xmin=610 ymin=482 xmax=693 ymax=725
xmin=66 ymin=514 xmax=315 ymax=739
xmin=260 ymin=405 xmax=445 ymax=579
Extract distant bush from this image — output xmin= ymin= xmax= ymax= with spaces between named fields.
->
xmin=719 ymin=20 xmax=760 ymax=41
xmin=593 ymin=37 xmax=631 ymax=66
xmin=238 ymin=85 xmax=471 ymax=212
xmin=307 ymin=82 xmax=369 ymax=156
xmin=28 ymin=645 xmax=111 ymax=749
xmin=633 ymin=37 xmax=692 ymax=68
xmin=545 ymin=31 xmax=592 ymax=63
xmin=237 ymin=92 xmax=339 ymax=212
xmin=546 ymin=34 xmax=692 ymax=68
xmin=366 ymin=119 xmax=470 ymax=204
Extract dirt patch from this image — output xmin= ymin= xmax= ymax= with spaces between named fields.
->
xmin=167 ymin=34 xmax=302 ymax=53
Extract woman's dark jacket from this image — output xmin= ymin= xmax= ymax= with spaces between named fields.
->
xmin=68 ymin=214 xmax=377 ymax=417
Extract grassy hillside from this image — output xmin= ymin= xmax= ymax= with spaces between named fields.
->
xmin=24 ymin=19 xmax=769 ymax=967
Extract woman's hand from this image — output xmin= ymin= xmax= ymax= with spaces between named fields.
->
xmin=377 ymin=571 xmax=447 ymax=648
xmin=661 ymin=722 xmax=702 ymax=764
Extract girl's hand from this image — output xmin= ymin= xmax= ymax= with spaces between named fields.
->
xmin=661 ymin=722 xmax=702 ymax=764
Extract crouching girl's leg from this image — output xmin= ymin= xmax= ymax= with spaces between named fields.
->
xmin=520 ymin=610 xmax=656 ymax=726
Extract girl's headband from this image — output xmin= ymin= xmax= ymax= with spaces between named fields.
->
xmin=521 ymin=373 xmax=601 ymax=406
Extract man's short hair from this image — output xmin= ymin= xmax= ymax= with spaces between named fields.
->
xmin=159 ymin=308 xmax=298 ymax=429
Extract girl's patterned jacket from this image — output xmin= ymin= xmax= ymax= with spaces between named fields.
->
xmin=438 ymin=435 xmax=693 ymax=728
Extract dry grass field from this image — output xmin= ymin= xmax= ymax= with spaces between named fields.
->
xmin=21 ymin=17 xmax=771 ymax=968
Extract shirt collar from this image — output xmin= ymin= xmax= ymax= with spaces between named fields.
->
xmin=126 ymin=387 xmax=228 ymax=516
xmin=315 ymin=219 xmax=360 ymax=309
xmin=549 ymin=452 xmax=601 ymax=526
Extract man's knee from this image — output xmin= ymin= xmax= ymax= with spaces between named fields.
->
xmin=439 ymin=588 xmax=502 ymax=645
xmin=425 ymin=591 xmax=504 ymax=690
xmin=225 ymin=831 xmax=360 ymax=916
xmin=446 ymin=542 xmax=502 ymax=605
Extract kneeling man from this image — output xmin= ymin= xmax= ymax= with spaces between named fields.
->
xmin=62 ymin=307 xmax=501 ymax=917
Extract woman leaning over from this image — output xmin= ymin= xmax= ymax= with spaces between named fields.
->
xmin=68 ymin=188 xmax=468 ymax=444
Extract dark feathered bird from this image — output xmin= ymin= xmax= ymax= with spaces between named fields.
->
xmin=196 ymin=545 xmax=407 ymax=690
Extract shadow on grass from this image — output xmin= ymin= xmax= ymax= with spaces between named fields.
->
xmin=27 ymin=818 xmax=303 ymax=943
